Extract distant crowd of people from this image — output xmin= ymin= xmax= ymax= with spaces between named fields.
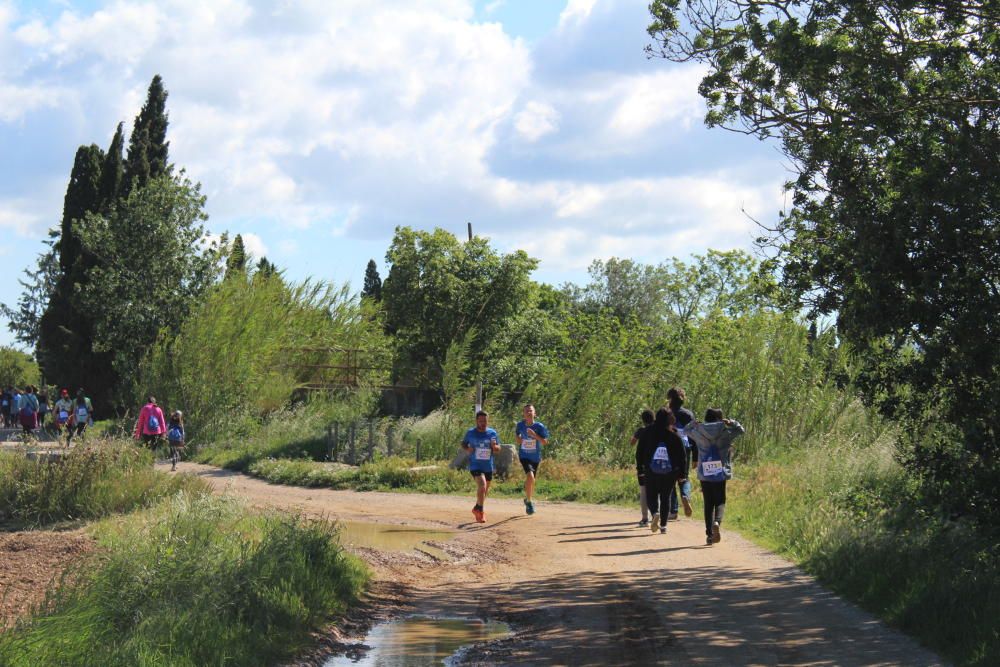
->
xmin=460 ymin=387 xmax=745 ymax=546
xmin=1 ymin=389 xmax=186 ymax=468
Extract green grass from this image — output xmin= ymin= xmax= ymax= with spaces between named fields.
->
xmin=0 ymin=439 xmax=208 ymax=526
xmin=248 ymin=456 xmax=639 ymax=505
xmin=0 ymin=492 xmax=369 ymax=667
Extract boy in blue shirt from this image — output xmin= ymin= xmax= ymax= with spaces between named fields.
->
xmin=462 ymin=410 xmax=500 ymax=523
xmin=515 ymin=403 xmax=549 ymax=515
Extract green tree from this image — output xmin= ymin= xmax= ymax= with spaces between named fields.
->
xmin=0 ymin=347 xmax=40 ymax=388
xmin=76 ymin=173 xmax=221 ymax=401
xmin=226 ymin=234 xmax=248 ymax=279
xmin=648 ymin=0 xmax=1000 ymax=518
xmin=382 ymin=227 xmax=537 ymax=389
xmin=98 ymin=122 xmax=125 ymax=209
xmin=362 ymin=259 xmax=382 ymax=302
xmin=125 ymin=75 xmax=170 ymax=194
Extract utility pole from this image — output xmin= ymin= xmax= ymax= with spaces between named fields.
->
xmin=467 ymin=221 xmax=473 ymax=241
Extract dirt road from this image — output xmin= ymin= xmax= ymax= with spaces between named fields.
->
xmin=169 ymin=462 xmax=942 ymax=666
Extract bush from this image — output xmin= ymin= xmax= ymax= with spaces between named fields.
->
xmin=0 ymin=439 xmax=206 ymax=525
xmin=0 ymin=492 xmax=368 ymax=667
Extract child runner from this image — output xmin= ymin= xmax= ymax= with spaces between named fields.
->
xmin=631 ymin=408 xmax=655 ymax=527
xmin=686 ymin=408 xmax=745 ymax=545
xmin=67 ymin=390 xmax=93 ymax=446
xmin=667 ymin=387 xmax=696 ymax=519
xmin=462 ymin=410 xmax=500 ymax=523
xmin=167 ymin=410 xmax=185 ymax=471
xmin=637 ymin=408 xmax=686 ymax=534
xmin=54 ymin=389 xmax=74 ymax=439
xmin=515 ymin=403 xmax=549 ymax=515
xmin=134 ymin=396 xmax=166 ymax=449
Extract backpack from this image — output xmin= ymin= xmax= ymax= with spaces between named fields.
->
xmin=147 ymin=412 xmax=161 ymax=431
xmin=168 ymin=425 xmax=183 ymax=443
xmin=649 ymin=443 xmax=672 ymax=474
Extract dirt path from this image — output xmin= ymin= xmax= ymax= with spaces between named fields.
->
xmin=168 ymin=462 xmax=942 ymax=666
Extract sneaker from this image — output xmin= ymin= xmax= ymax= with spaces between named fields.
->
xmin=524 ymin=498 xmax=530 ymax=515
xmin=706 ymin=536 xmax=714 ymax=545
xmin=668 ymin=512 xmax=679 ymax=521
xmin=638 ymin=519 xmax=649 ymax=528
xmin=474 ymin=509 xmax=486 ymax=523
xmin=649 ymin=513 xmax=659 ymax=533
xmin=711 ymin=521 xmax=721 ymax=543
xmin=659 ymin=526 xmax=666 ymax=534
xmin=526 ymin=501 xmax=535 ymax=515
xmin=681 ymin=496 xmax=693 ymax=517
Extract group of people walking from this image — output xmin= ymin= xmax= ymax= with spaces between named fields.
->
xmin=458 ymin=388 xmax=744 ymax=546
xmin=133 ymin=396 xmax=186 ymax=470
xmin=1 ymin=385 xmax=93 ymax=445
xmin=634 ymin=387 xmax=744 ymax=545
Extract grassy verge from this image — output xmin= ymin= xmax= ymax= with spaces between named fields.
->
xmin=726 ymin=441 xmax=999 ymax=667
xmin=0 ymin=439 xmax=207 ymax=525
xmin=248 ymin=456 xmax=638 ymax=506
xmin=0 ymin=492 xmax=368 ymax=667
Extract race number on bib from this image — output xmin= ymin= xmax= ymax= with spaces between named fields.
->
xmin=475 ymin=447 xmax=491 ymax=460
xmin=521 ymin=438 xmax=536 ymax=452
xmin=701 ymin=460 xmax=724 ymax=476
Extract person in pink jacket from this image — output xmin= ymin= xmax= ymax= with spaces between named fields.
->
xmin=134 ymin=396 xmax=167 ymax=448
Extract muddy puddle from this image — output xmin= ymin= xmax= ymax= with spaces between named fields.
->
xmin=337 ymin=522 xmax=454 ymax=559
xmin=325 ymin=617 xmax=511 ymax=666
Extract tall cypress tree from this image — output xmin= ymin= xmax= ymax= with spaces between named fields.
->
xmin=125 ymin=75 xmax=170 ymax=194
xmin=99 ymin=122 xmax=125 ymax=210
xmin=37 ymin=144 xmax=108 ymax=395
xmin=226 ymin=234 xmax=247 ymax=279
xmin=362 ymin=259 xmax=382 ymax=302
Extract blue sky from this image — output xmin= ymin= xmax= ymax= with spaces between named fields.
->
xmin=0 ymin=0 xmax=789 ymax=350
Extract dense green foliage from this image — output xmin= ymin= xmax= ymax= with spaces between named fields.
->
xmin=0 ymin=440 xmax=206 ymax=525
xmin=648 ymin=0 xmax=1000 ymax=522
xmin=382 ymin=226 xmax=538 ymax=387
xmin=0 ymin=347 xmax=40 ymax=388
xmin=0 ymin=493 xmax=368 ymax=667
xmin=142 ymin=274 xmax=385 ymax=444
xmin=362 ymin=259 xmax=382 ymax=302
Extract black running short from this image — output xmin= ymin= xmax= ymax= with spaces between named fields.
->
xmin=520 ymin=458 xmax=539 ymax=475
xmin=470 ymin=470 xmax=493 ymax=482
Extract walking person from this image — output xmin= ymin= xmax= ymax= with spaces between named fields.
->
xmin=667 ymin=387 xmax=696 ymax=519
xmin=67 ymin=389 xmax=93 ymax=446
xmin=462 ymin=410 xmax=500 ymax=523
xmin=134 ymin=396 xmax=167 ymax=449
xmin=686 ymin=408 xmax=745 ymax=545
xmin=53 ymin=388 xmax=74 ymax=439
xmin=167 ymin=410 xmax=185 ymax=471
xmin=637 ymin=407 xmax=687 ymax=534
xmin=37 ymin=389 xmax=50 ymax=433
xmin=1 ymin=387 xmax=11 ymax=428
xmin=631 ymin=409 xmax=655 ymax=527
xmin=515 ymin=403 xmax=549 ymax=515
xmin=18 ymin=386 xmax=39 ymax=438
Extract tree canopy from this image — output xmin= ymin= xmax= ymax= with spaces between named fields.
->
xmin=648 ymin=0 xmax=1000 ymax=518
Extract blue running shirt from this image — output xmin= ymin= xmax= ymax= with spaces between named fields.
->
xmin=516 ymin=420 xmax=549 ymax=463
xmin=463 ymin=427 xmax=498 ymax=473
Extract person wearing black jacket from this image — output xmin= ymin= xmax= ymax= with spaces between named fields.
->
xmin=637 ymin=407 xmax=687 ymax=534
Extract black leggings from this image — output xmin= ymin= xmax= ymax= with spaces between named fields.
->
xmin=646 ymin=472 xmax=678 ymax=526
xmin=700 ymin=480 xmax=727 ymax=536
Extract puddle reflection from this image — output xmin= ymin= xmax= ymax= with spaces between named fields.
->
xmin=337 ymin=522 xmax=454 ymax=559
xmin=325 ymin=617 xmax=511 ymax=666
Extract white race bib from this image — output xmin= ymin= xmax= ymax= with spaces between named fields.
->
xmin=59 ymin=410 xmax=69 ymax=420
xmin=474 ymin=447 xmax=491 ymax=460
xmin=653 ymin=446 xmax=669 ymax=461
xmin=76 ymin=407 xmax=89 ymax=420
xmin=521 ymin=438 xmax=536 ymax=452
xmin=701 ymin=460 xmax=724 ymax=476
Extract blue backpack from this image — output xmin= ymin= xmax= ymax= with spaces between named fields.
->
xmin=649 ymin=443 xmax=672 ymax=474
xmin=147 ymin=413 xmax=161 ymax=431
xmin=168 ymin=426 xmax=183 ymax=443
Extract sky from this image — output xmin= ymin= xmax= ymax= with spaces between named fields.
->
xmin=0 ymin=0 xmax=790 ymax=350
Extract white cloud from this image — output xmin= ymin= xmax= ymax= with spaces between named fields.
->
xmin=0 ymin=199 xmax=43 ymax=237
xmin=240 ymin=232 xmax=268 ymax=260
xmin=558 ymin=0 xmax=597 ymax=29
xmin=514 ymin=101 xmax=560 ymax=142
xmin=608 ymin=67 xmax=706 ymax=136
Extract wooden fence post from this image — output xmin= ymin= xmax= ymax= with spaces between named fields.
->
xmin=349 ymin=422 xmax=356 ymax=465
xmin=367 ymin=420 xmax=375 ymax=462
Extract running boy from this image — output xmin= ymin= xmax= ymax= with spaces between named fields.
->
xmin=515 ymin=403 xmax=549 ymax=515
xmin=462 ymin=410 xmax=501 ymax=523
xmin=686 ymin=408 xmax=745 ymax=545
